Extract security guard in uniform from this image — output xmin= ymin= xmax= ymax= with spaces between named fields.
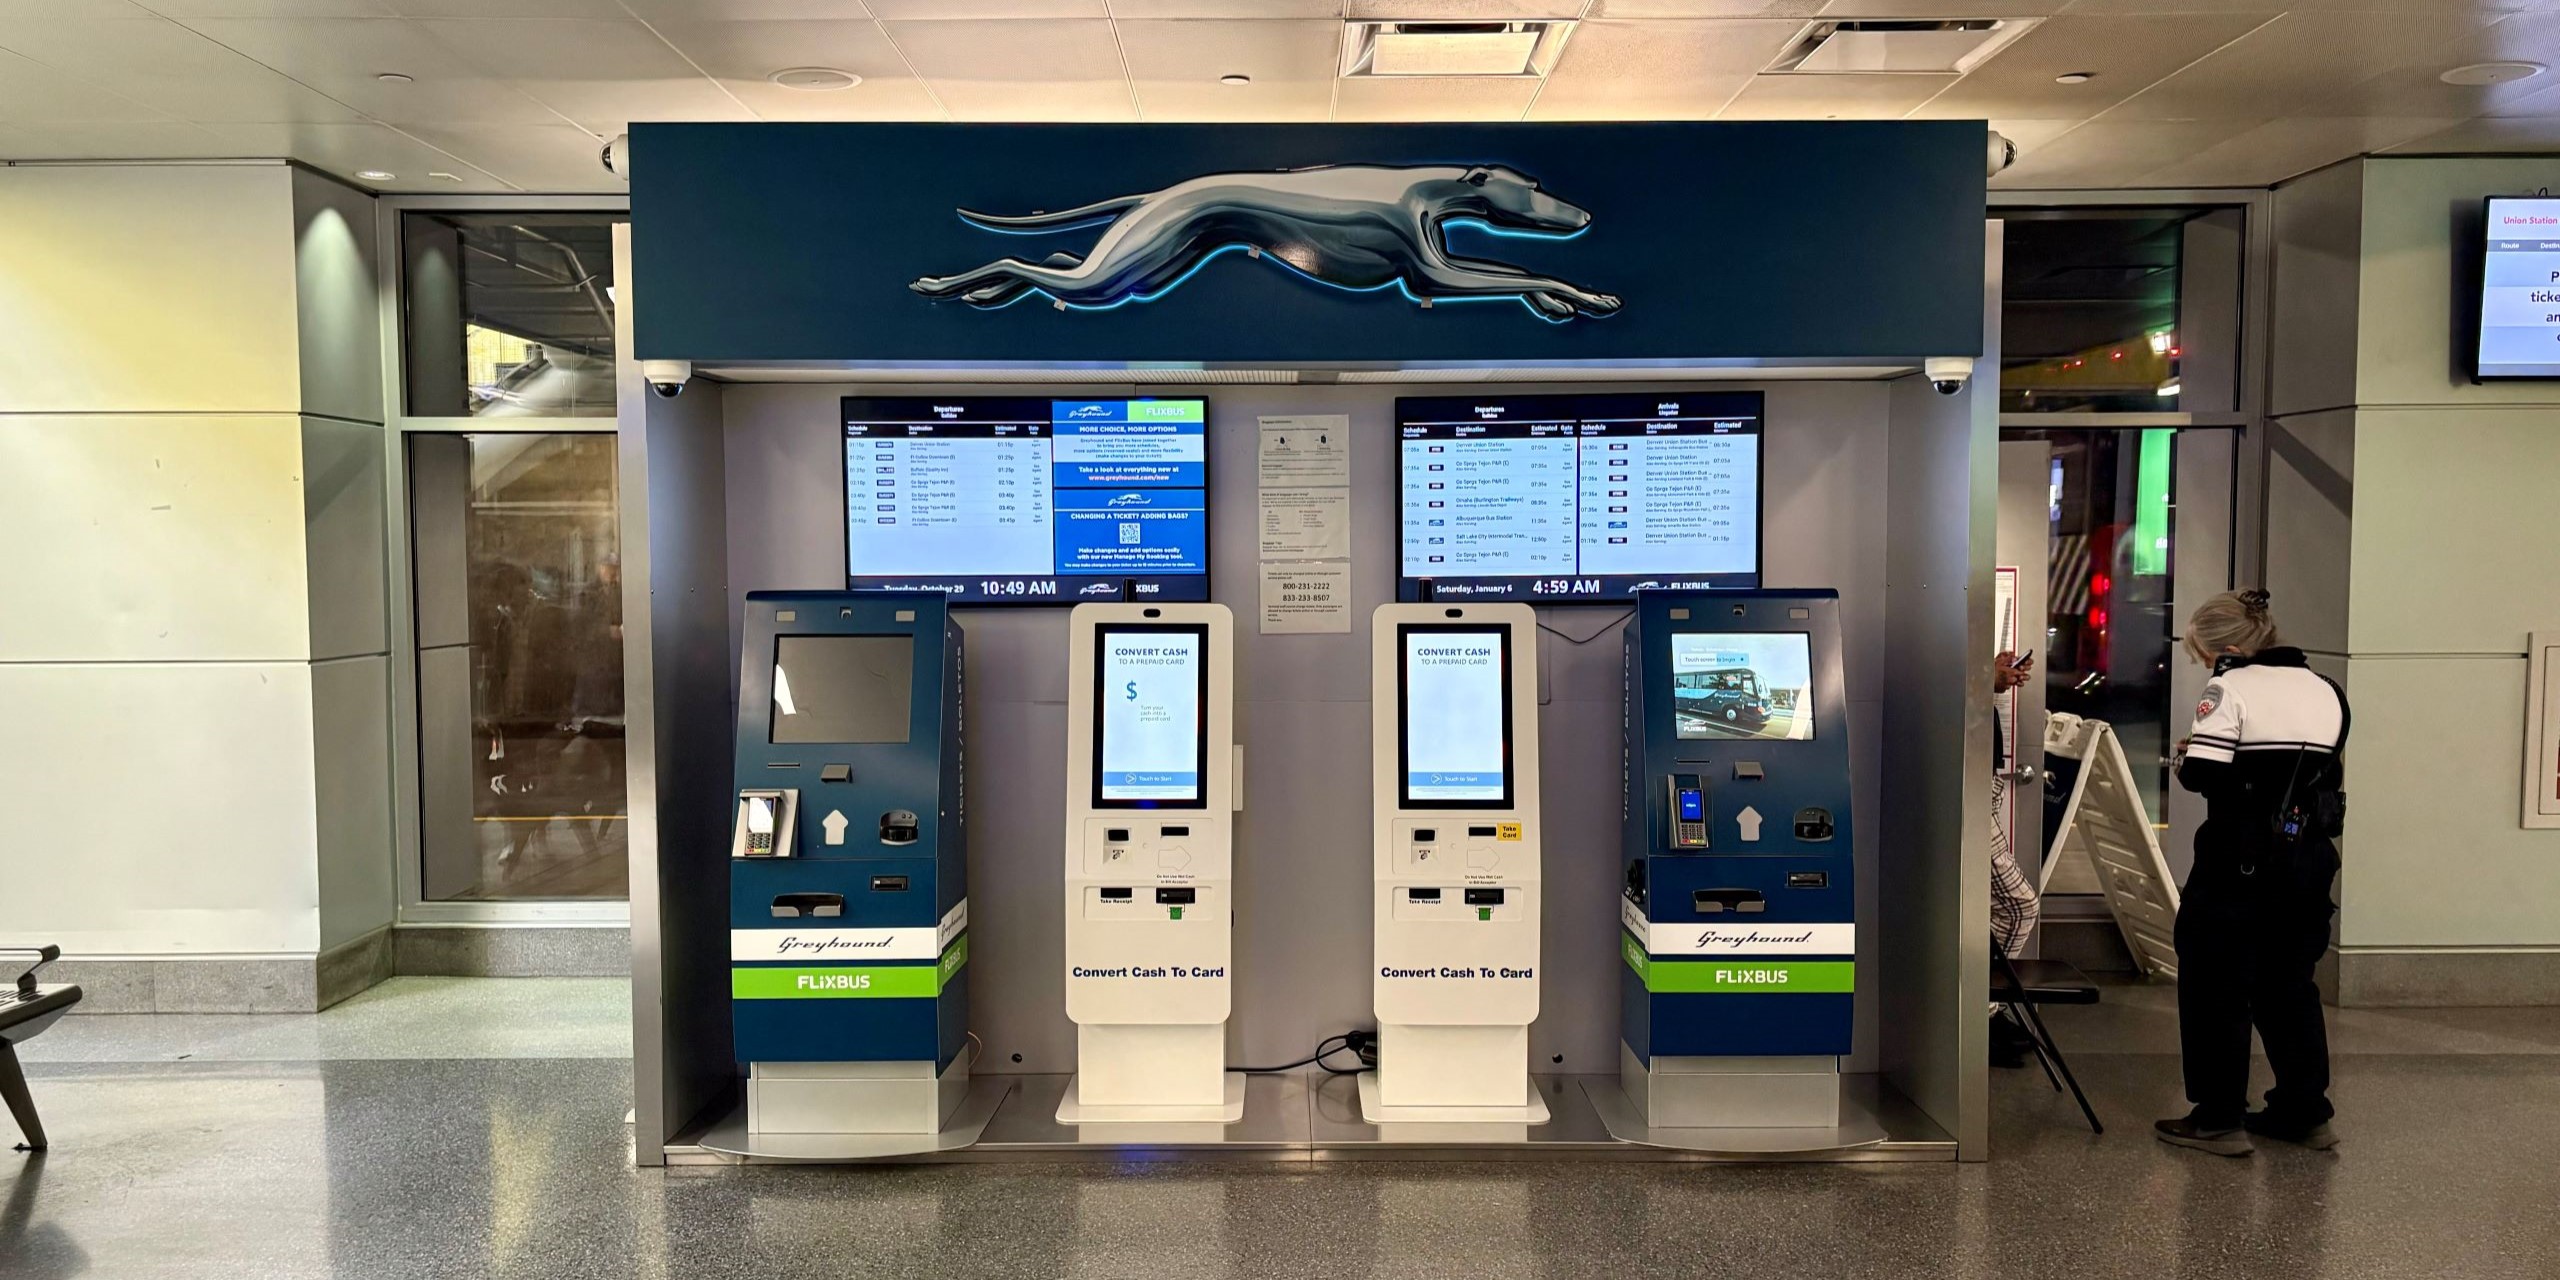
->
xmin=2155 ymin=589 xmax=2349 ymax=1157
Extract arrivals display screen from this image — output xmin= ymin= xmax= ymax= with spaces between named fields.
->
xmin=1093 ymin=624 xmax=1210 ymax=808
xmin=1397 ymin=624 xmax=1513 ymax=808
xmin=843 ymin=397 xmax=1209 ymax=604
xmin=1395 ymin=392 xmax=1763 ymax=602
xmin=1670 ymin=633 xmax=1814 ymax=743
xmin=770 ymin=635 xmax=915 ymax=745
xmin=2477 ymin=198 xmax=2560 ymax=378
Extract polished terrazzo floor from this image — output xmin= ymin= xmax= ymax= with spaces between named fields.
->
xmin=8 ymin=978 xmax=2560 ymax=1280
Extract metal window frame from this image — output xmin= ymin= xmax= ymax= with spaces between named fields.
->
xmin=376 ymin=194 xmax=633 ymax=926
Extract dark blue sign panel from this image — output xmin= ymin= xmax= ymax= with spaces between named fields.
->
xmin=631 ymin=122 xmax=1986 ymax=365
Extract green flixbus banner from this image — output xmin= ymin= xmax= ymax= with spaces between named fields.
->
xmin=732 ymin=935 xmax=968 ymax=1000
xmin=1621 ymin=930 xmax=1854 ymax=995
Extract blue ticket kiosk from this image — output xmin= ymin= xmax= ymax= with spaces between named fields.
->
xmin=729 ymin=590 xmax=968 ymax=1136
xmin=1618 ymin=589 xmax=1856 ymax=1128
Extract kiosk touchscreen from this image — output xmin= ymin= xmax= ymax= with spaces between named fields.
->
xmin=1060 ymin=603 xmax=1243 ymax=1122
xmin=1367 ymin=604 xmax=1545 ymax=1123
xmin=728 ymin=591 xmax=969 ymax=1137
xmin=1617 ymin=590 xmax=1856 ymax=1130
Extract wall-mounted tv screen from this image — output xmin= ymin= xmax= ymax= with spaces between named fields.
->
xmin=2478 ymin=197 xmax=2560 ymax=379
xmin=1394 ymin=392 xmax=1763 ymax=603
xmin=843 ymin=397 xmax=1209 ymax=604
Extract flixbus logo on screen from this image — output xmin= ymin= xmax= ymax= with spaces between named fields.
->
xmin=1621 ymin=933 xmax=1852 ymax=994
xmin=733 ymin=937 xmax=968 ymax=999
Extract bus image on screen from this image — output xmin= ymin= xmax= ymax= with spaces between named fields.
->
xmin=1671 ymin=633 xmax=1814 ymax=742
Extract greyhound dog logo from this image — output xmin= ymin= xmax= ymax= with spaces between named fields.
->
xmin=908 ymin=164 xmax=1620 ymax=323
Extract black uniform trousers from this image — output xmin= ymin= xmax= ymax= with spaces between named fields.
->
xmin=2173 ymin=840 xmax=2339 ymax=1129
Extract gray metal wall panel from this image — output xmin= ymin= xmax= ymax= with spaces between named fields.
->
xmin=719 ymin=379 xmax=1894 ymax=1078
xmin=2262 ymin=408 xmax=2355 ymax=658
xmin=1878 ymin=221 xmax=1999 ymax=1159
xmin=313 ymin=654 xmax=396 ymax=951
xmin=302 ymin=416 xmax=390 ymax=662
xmin=290 ymin=168 xmax=384 ymax=427
xmin=2268 ymin=160 xmax=2365 ymax=419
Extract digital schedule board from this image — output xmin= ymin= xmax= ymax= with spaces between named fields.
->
xmin=1395 ymin=392 xmax=1763 ymax=603
xmin=843 ymin=397 xmax=1209 ymax=604
xmin=2478 ymin=198 xmax=2560 ymax=379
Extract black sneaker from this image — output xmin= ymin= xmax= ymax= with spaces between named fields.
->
xmin=2244 ymin=1110 xmax=2340 ymax=1151
xmin=2154 ymin=1114 xmax=2252 ymax=1156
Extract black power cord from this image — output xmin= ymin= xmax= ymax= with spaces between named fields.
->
xmin=1239 ymin=1029 xmax=1377 ymax=1076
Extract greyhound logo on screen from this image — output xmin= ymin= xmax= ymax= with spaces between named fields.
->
xmin=908 ymin=164 xmax=1620 ymax=323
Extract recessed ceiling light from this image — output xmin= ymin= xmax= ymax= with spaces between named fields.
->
xmin=2442 ymin=61 xmax=2544 ymax=86
xmin=375 ymin=72 xmax=413 ymax=84
xmin=1220 ymin=73 xmax=1251 ymax=86
xmin=770 ymin=66 xmax=861 ymax=91
xmin=355 ymin=169 xmax=394 ymax=181
xmin=427 ymin=171 xmax=463 ymax=183
xmin=2054 ymin=71 xmax=2095 ymax=84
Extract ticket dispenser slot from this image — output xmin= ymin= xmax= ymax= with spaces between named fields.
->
xmin=732 ymin=789 xmax=799 ymax=860
xmin=770 ymin=892 xmax=844 ymax=919
xmin=1693 ymin=888 xmax=1766 ymax=914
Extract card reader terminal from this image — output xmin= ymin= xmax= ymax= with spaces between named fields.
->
xmin=1668 ymin=775 xmax=1709 ymax=848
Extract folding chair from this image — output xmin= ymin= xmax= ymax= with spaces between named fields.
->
xmin=1992 ymin=947 xmax=2102 ymax=1134
xmin=2 ymin=946 xmax=83 ymax=1152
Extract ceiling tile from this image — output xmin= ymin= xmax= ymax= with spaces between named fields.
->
xmin=865 ymin=0 xmax=1105 ymax=17
xmin=1821 ymin=0 xmax=2066 ymax=14
xmin=0 ymin=46 xmax=172 ymax=121
xmin=1348 ymin=0 xmax=1581 ymax=17
xmin=1110 ymin=0 xmax=1342 ymax=15
xmin=2303 ymin=11 xmax=2560 ymax=118
xmin=882 ymin=18 xmax=1135 ymax=120
xmin=0 ymin=120 xmax=235 ymax=159
xmin=177 ymin=17 xmax=564 ymax=126
xmin=1912 ymin=13 xmax=2275 ymax=122
xmin=2105 ymin=10 xmax=2504 ymax=121
xmin=1593 ymin=1 xmax=1821 ymax=15
xmin=382 ymin=0 xmax=629 ymax=16
xmin=2064 ymin=0 xmax=2531 ymax=12
xmin=650 ymin=18 xmax=943 ymax=119
xmin=205 ymin=119 xmax=513 ymax=187
xmin=1718 ymin=72 xmax=1954 ymax=118
xmin=1527 ymin=18 xmax=1798 ymax=119
xmin=1332 ymin=73 xmax=1538 ymax=120
xmin=412 ymin=18 xmax=757 ymax=131
xmin=1989 ymin=116 xmax=2260 ymax=187
xmin=399 ymin=122 xmax=627 ymax=190
xmin=2136 ymin=115 xmax=2462 ymax=186
xmin=0 ymin=15 xmax=365 ymax=122
xmin=2384 ymin=114 xmax=2560 ymax=154
xmin=134 ymin=0 xmax=393 ymax=15
xmin=615 ymin=0 xmax=878 ymax=17
xmin=1119 ymin=19 xmax=1336 ymax=121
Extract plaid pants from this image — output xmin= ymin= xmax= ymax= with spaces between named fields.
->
xmin=1990 ymin=774 xmax=2041 ymax=958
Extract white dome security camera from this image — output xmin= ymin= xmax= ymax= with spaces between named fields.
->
xmin=641 ymin=359 xmax=691 ymax=398
xmin=1986 ymin=130 xmax=2016 ymax=178
xmin=602 ymin=132 xmax=630 ymax=181
xmin=1924 ymin=356 xmax=1974 ymax=396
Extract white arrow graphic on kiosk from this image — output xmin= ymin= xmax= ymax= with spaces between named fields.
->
xmin=822 ymin=810 xmax=849 ymax=846
xmin=1737 ymin=806 xmax=1764 ymax=843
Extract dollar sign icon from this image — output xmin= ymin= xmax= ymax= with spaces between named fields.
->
xmin=1125 ymin=680 xmax=1139 ymax=701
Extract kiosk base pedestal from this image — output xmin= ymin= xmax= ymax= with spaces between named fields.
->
xmin=1355 ymin=1071 xmax=1551 ymax=1126
xmin=747 ymin=1059 xmax=970 ymax=1136
xmin=1056 ymin=1071 xmax=1248 ymax=1124
xmin=1617 ymin=1044 xmax=1842 ymax=1129
xmin=699 ymin=1074 xmax=1012 ymax=1162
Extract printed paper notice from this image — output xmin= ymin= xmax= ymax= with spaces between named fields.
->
xmin=1259 ymin=487 xmax=1350 ymax=560
xmin=1259 ymin=561 xmax=1351 ymax=634
xmin=1259 ymin=416 xmax=1351 ymax=488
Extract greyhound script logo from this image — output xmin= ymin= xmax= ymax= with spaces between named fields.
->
xmin=909 ymin=164 xmax=1620 ymax=323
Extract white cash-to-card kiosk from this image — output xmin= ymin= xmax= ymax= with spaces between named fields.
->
xmin=1059 ymin=602 xmax=1244 ymax=1122
xmin=1364 ymin=603 xmax=1547 ymax=1123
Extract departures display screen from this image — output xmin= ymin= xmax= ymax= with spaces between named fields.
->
xmin=2478 ymin=198 xmax=2560 ymax=378
xmin=1398 ymin=625 xmax=1512 ymax=808
xmin=1094 ymin=624 xmax=1210 ymax=808
xmin=843 ymin=397 xmax=1209 ymax=604
xmin=1395 ymin=392 xmax=1762 ymax=603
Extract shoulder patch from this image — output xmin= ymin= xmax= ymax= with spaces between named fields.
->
xmin=2196 ymin=685 xmax=2224 ymax=721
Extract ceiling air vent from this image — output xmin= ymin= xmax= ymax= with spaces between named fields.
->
xmin=1768 ymin=19 xmax=2039 ymax=75
xmin=1340 ymin=21 xmax=1576 ymax=79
